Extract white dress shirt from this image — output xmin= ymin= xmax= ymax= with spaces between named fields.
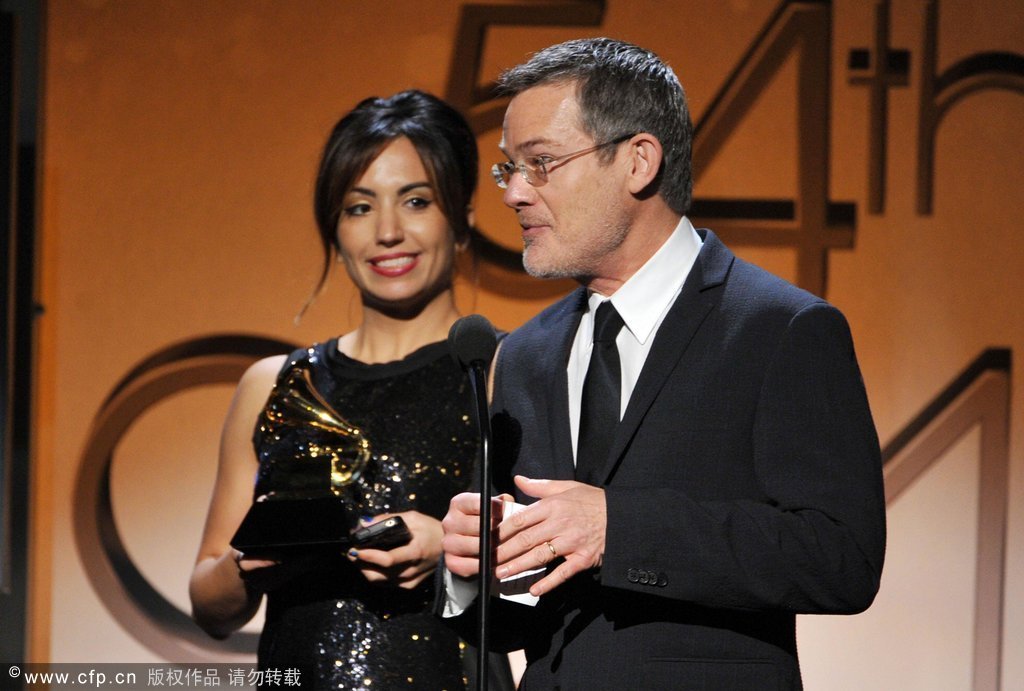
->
xmin=568 ymin=216 xmax=702 ymax=458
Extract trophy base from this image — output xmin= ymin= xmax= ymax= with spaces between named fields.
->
xmin=230 ymin=495 xmax=357 ymax=557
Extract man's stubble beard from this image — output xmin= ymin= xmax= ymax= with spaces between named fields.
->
xmin=522 ymin=216 xmax=632 ymax=281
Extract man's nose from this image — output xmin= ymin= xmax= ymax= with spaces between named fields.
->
xmin=502 ymin=168 xmax=535 ymax=208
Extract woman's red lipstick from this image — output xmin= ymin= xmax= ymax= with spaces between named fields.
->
xmin=368 ymin=252 xmax=419 ymax=277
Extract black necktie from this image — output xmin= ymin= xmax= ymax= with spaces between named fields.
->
xmin=576 ymin=301 xmax=624 ymax=485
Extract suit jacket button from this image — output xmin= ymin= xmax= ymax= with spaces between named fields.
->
xmin=657 ymin=573 xmax=668 ymax=587
xmin=627 ymin=568 xmax=638 ymax=583
xmin=638 ymin=571 xmax=649 ymax=584
xmin=647 ymin=570 xmax=657 ymax=585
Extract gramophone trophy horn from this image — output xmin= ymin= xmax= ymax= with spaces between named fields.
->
xmin=263 ymin=364 xmax=372 ymax=494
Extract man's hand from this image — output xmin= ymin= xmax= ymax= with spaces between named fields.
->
xmin=495 ymin=475 xmax=606 ymax=597
xmin=441 ymin=492 xmax=513 ymax=578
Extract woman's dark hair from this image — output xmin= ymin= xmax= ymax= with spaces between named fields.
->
xmin=307 ymin=89 xmax=478 ymax=309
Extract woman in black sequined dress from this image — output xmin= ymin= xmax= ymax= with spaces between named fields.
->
xmin=189 ymin=91 xmax=501 ymax=690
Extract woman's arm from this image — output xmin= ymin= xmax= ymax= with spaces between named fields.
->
xmin=188 ymin=355 xmax=285 ymax=638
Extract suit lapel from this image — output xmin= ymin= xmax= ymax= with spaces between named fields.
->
xmin=594 ymin=230 xmax=734 ymax=485
xmin=544 ymin=288 xmax=587 ymax=480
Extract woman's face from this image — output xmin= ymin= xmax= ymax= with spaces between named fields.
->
xmin=337 ymin=137 xmax=460 ymax=315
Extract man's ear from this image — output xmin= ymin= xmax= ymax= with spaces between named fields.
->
xmin=624 ymin=134 xmax=663 ymax=195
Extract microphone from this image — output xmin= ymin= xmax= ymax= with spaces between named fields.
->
xmin=449 ymin=313 xmax=498 ymax=369
xmin=447 ymin=315 xmax=497 ymax=691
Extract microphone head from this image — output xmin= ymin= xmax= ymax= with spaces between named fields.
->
xmin=448 ymin=314 xmax=498 ymax=369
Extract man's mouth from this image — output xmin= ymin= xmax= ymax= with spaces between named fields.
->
xmin=520 ymin=220 xmax=551 ymax=233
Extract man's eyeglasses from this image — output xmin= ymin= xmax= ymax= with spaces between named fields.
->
xmin=491 ymin=133 xmax=637 ymax=189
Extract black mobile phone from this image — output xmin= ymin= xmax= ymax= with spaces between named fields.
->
xmin=350 ymin=516 xmax=412 ymax=550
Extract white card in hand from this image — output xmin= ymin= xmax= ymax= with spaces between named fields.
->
xmin=496 ymin=500 xmax=543 ymax=607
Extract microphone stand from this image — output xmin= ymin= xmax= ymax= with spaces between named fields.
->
xmin=467 ymin=359 xmax=493 ymax=691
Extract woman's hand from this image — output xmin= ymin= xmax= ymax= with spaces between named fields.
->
xmin=346 ymin=511 xmax=443 ymax=589
xmin=233 ymin=552 xmax=284 ymax=592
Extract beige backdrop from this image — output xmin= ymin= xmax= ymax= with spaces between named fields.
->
xmin=32 ymin=0 xmax=1024 ymax=689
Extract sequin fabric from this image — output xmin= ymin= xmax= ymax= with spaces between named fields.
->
xmin=252 ymin=340 xmax=476 ymax=690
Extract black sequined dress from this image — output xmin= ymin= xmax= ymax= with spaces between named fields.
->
xmin=252 ymin=339 xmax=476 ymax=690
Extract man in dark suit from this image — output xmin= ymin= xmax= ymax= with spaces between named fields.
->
xmin=441 ymin=37 xmax=886 ymax=690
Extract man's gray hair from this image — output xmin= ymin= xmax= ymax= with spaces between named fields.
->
xmin=498 ymin=37 xmax=693 ymax=214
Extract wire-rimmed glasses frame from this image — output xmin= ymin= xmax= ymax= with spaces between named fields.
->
xmin=490 ymin=132 xmax=637 ymax=189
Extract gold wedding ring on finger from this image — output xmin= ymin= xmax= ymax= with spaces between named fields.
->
xmin=545 ymin=541 xmax=557 ymax=558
